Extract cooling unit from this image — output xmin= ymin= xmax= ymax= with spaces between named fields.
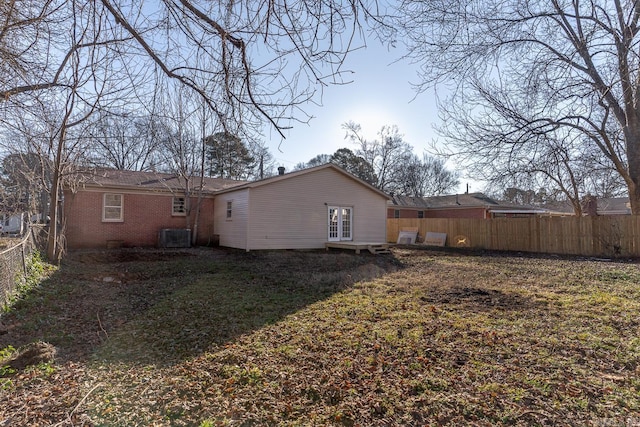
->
xmin=158 ymin=229 xmax=191 ymax=248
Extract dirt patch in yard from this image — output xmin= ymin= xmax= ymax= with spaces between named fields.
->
xmin=70 ymin=248 xmax=200 ymax=264
xmin=420 ymin=285 xmax=542 ymax=311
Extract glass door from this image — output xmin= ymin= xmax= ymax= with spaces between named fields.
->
xmin=328 ymin=206 xmax=352 ymax=241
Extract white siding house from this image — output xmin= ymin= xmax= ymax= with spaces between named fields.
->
xmin=213 ymin=188 xmax=250 ymax=249
xmin=0 ymin=213 xmax=25 ymax=235
xmin=213 ymin=164 xmax=389 ymax=251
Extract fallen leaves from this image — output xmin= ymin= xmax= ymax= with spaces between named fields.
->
xmin=1 ymin=248 xmax=639 ymax=425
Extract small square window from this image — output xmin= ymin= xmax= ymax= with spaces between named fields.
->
xmin=418 ymin=210 xmax=424 ymax=219
xmin=103 ymin=193 xmax=123 ymax=222
xmin=172 ymin=197 xmax=186 ymax=216
xmin=226 ymin=201 xmax=233 ymax=219
xmin=394 ymin=209 xmax=400 ymax=219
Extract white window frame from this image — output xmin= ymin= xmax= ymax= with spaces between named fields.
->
xmin=172 ymin=196 xmax=187 ymax=216
xmin=328 ymin=206 xmax=353 ymax=241
xmin=226 ymin=200 xmax=233 ymax=220
xmin=103 ymin=193 xmax=123 ymax=222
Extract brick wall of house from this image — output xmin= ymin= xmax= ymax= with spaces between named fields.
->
xmin=423 ymin=207 xmax=487 ymax=219
xmin=387 ymin=207 xmax=488 ymax=219
xmin=387 ymin=208 xmax=424 ymax=218
xmin=63 ymin=189 xmax=216 ymax=249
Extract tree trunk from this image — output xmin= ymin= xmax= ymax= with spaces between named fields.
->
xmin=46 ymin=117 xmax=69 ymax=263
xmin=625 ymin=123 xmax=640 ymax=215
xmin=627 ymin=179 xmax=640 ymax=214
xmin=46 ymin=165 xmax=61 ymax=262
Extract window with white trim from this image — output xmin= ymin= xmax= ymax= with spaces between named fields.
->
xmin=172 ymin=197 xmax=186 ymax=216
xmin=341 ymin=207 xmax=352 ymax=240
xmin=103 ymin=193 xmax=123 ymax=222
xmin=226 ymin=200 xmax=233 ymax=219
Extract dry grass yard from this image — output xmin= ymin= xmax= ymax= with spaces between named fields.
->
xmin=0 ymin=247 xmax=639 ymax=426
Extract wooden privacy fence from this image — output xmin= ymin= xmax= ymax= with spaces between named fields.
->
xmin=387 ymin=216 xmax=640 ymax=258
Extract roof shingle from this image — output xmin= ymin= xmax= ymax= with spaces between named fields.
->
xmin=72 ymin=168 xmax=246 ymax=194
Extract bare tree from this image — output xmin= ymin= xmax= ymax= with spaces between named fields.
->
xmin=247 ymin=140 xmax=277 ymax=179
xmin=0 ymin=0 xmax=389 ymax=258
xmin=294 ymin=153 xmax=332 ymax=171
xmin=85 ymin=112 xmax=164 ymax=171
xmin=0 ymin=0 xmax=146 ymax=261
xmin=342 ymin=121 xmax=458 ymax=195
xmin=396 ymin=0 xmax=640 ymax=213
xmin=343 ymin=122 xmax=414 ymax=192
xmin=0 ymin=0 xmax=63 ymax=100
xmin=394 ymin=153 xmax=459 ymax=197
xmin=1 ymin=0 xmax=388 ymax=136
xmin=434 ymin=89 xmax=626 ymax=214
xmin=148 ymin=85 xmax=204 ymax=236
xmin=0 ymin=153 xmax=50 ymax=219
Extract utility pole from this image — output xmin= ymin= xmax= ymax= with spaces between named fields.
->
xmin=259 ymin=155 xmax=264 ymax=180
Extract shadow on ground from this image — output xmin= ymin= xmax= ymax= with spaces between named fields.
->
xmin=0 ymin=247 xmax=403 ymax=366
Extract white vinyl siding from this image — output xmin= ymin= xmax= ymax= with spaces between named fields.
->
xmin=213 ymin=190 xmax=249 ymax=249
xmin=244 ymin=168 xmax=387 ymax=250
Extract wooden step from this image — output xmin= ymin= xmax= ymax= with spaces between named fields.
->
xmin=368 ymin=244 xmax=391 ymax=255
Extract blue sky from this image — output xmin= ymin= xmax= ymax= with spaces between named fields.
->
xmin=261 ymin=42 xmax=478 ymax=194
xmin=264 ymin=42 xmax=444 ymax=170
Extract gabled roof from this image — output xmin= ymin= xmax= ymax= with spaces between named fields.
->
xmin=213 ymin=163 xmax=390 ymax=199
xmin=544 ymin=197 xmax=631 ymax=215
xmin=595 ymin=197 xmax=631 ymax=215
xmin=389 ymin=192 xmax=547 ymax=212
xmin=70 ymin=168 xmax=246 ymax=194
xmin=390 ymin=192 xmax=502 ymax=209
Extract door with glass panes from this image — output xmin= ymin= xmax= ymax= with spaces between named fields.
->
xmin=328 ymin=206 xmax=352 ymax=241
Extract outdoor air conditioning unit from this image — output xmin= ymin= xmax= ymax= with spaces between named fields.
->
xmin=158 ymin=229 xmax=191 ymax=248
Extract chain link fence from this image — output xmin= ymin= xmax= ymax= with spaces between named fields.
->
xmin=0 ymin=225 xmax=47 ymax=308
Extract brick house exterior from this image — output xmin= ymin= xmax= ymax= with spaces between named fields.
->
xmin=544 ymin=197 xmax=632 ymax=216
xmin=388 ymin=193 xmax=548 ymax=219
xmin=63 ymin=165 xmax=389 ymax=250
xmin=63 ymin=169 xmax=241 ymax=249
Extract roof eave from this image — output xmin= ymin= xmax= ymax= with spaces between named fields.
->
xmin=66 ymin=182 xmax=218 ymax=196
xmin=214 ymin=163 xmax=390 ymax=199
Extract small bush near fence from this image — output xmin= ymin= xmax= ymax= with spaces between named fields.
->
xmin=0 ymin=226 xmax=48 ymax=309
xmin=388 ymin=216 xmax=640 ymax=258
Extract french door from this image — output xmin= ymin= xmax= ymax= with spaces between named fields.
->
xmin=328 ymin=206 xmax=352 ymax=241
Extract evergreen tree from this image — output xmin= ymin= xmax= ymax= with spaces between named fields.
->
xmin=204 ymin=132 xmax=256 ymax=180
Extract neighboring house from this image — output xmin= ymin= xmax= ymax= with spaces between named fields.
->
xmin=0 ymin=213 xmax=25 ymax=236
xmin=213 ymin=164 xmax=389 ymax=251
xmin=594 ymin=197 xmax=632 ymax=215
xmin=388 ymin=193 xmax=549 ymax=219
xmin=545 ymin=197 xmax=632 ymax=216
xmin=63 ymin=169 xmax=242 ymax=249
xmin=63 ymin=164 xmax=389 ymax=250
